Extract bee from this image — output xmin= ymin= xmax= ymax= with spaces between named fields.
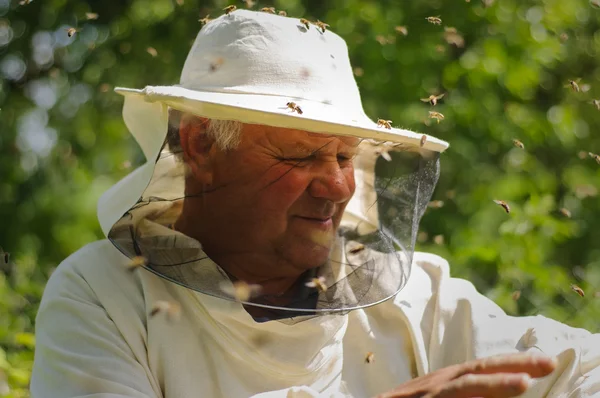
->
xmin=261 ymin=7 xmax=276 ymax=14
xmin=66 ymin=27 xmax=81 ymax=38
xmin=209 ymin=57 xmax=225 ymax=72
xmin=591 ymin=0 xmax=600 ymax=8
xmin=305 ymin=276 xmax=327 ymax=293
xmin=377 ymin=119 xmax=392 ymax=129
xmin=428 ymin=111 xmax=445 ymax=123
xmin=0 ymin=247 xmax=9 ymax=265
xmin=428 ymin=200 xmax=444 ymax=209
xmin=278 ymin=10 xmax=287 ymax=16
xmin=125 ymin=256 xmax=148 ymax=272
xmin=220 ymin=280 xmax=262 ymax=301
xmin=571 ymin=284 xmax=585 ymax=297
xmin=243 ymin=0 xmax=256 ymax=7
xmin=150 ymin=300 xmax=181 ymax=322
xmin=199 ymin=15 xmax=212 ymax=25
xmin=493 ymin=199 xmax=510 ymax=214
xmin=589 ymin=152 xmax=600 ymax=164
xmin=567 ymin=79 xmax=581 ymax=92
xmin=285 ymin=102 xmax=303 ymax=114
xmin=590 ymin=99 xmax=600 ymax=110
xmin=348 ymin=243 xmax=365 ymax=255
xmin=426 ymin=16 xmax=442 ymax=25
xmin=420 ymin=134 xmax=427 ymax=147
xmin=394 ymin=26 xmax=408 ymax=36
xmin=299 ymin=18 xmax=311 ymax=30
xmin=559 ymin=208 xmax=572 ymax=218
xmin=146 ymin=47 xmax=158 ymax=57
xmin=512 ymin=139 xmax=525 ymax=149
xmin=365 ymin=352 xmax=375 ymax=364
xmin=223 ymin=5 xmax=236 ymax=15
xmin=420 ymin=93 xmax=445 ymax=106
xmin=315 ymin=20 xmax=330 ymax=33
xmin=433 ymin=235 xmax=444 ymax=245
xmin=19 ymin=0 xmax=32 ymax=4
xmin=85 ymin=12 xmax=99 ymax=20
xmin=511 ymin=290 xmax=521 ymax=300
xmin=353 ymin=67 xmax=364 ymax=77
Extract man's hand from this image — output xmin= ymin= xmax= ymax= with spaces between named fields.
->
xmin=376 ymin=353 xmax=557 ymax=398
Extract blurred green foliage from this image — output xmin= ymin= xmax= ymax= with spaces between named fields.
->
xmin=1 ymin=0 xmax=600 ymax=396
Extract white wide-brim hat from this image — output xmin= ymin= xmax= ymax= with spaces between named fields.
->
xmin=114 ymin=9 xmax=449 ymax=153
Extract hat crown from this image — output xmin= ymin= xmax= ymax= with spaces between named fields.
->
xmin=180 ymin=10 xmax=366 ymax=115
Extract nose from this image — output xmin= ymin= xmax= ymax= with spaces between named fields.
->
xmin=307 ymin=160 xmax=355 ymax=203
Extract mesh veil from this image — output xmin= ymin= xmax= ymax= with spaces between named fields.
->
xmin=107 ymin=113 xmax=440 ymax=321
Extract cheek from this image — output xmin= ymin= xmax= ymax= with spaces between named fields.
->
xmin=255 ymin=166 xmax=311 ymax=215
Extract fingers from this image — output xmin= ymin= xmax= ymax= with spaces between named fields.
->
xmin=427 ymin=373 xmax=531 ymax=398
xmin=459 ymin=353 xmax=557 ymax=379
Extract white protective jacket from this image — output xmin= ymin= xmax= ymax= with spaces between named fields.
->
xmin=31 ymin=239 xmax=600 ymax=397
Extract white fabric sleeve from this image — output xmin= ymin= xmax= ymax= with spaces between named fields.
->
xmin=412 ymin=253 xmax=600 ymax=398
xmin=30 ymin=261 xmax=159 ymax=398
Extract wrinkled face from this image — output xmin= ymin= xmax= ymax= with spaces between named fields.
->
xmin=184 ymin=122 xmax=359 ymax=277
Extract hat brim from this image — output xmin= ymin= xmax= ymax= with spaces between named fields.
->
xmin=114 ymin=86 xmax=449 ymax=153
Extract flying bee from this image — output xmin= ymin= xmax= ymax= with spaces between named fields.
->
xmin=348 ymin=243 xmax=365 ymax=255
xmin=299 ymin=18 xmax=311 ymax=29
xmin=199 ymin=15 xmax=212 ymax=25
xmin=428 ymin=200 xmax=444 ymax=209
xmin=286 ymin=102 xmax=303 ymax=114
xmin=278 ymin=10 xmax=287 ymax=16
xmin=493 ymin=199 xmax=510 ymax=214
xmin=315 ymin=20 xmax=330 ymax=33
xmin=559 ymin=208 xmax=572 ymax=218
xmin=512 ymin=139 xmax=525 ymax=149
xmin=66 ymin=27 xmax=81 ymax=38
xmin=426 ymin=16 xmax=442 ymax=25
xmin=571 ymin=284 xmax=585 ymax=297
xmin=243 ymin=0 xmax=256 ymax=7
xmin=365 ymin=352 xmax=375 ymax=364
xmin=433 ymin=235 xmax=445 ymax=245
xmin=377 ymin=119 xmax=392 ymax=129
xmin=511 ymin=290 xmax=521 ymax=300
xmin=261 ymin=7 xmax=276 ymax=14
xmin=566 ymin=79 xmax=581 ymax=92
xmin=85 ymin=12 xmax=99 ymax=20
xmin=223 ymin=5 xmax=237 ymax=15
xmin=125 ymin=256 xmax=148 ymax=272
xmin=146 ymin=47 xmax=158 ymax=57
xmin=305 ymin=276 xmax=327 ymax=293
xmin=150 ymin=300 xmax=182 ymax=322
xmin=590 ymin=99 xmax=600 ymax=110
xmin=420 ymin=93 xmax=445 ymax=106
xmin=591 ymin=0 xmax=600 ymax=9
xmin=220 ymin=280 xmax=262 ymax=302
xmin=19 ymin=0 xmax=32 ymax=4
xmin=589 ymin=152 xmax=600 ymax=164
xmin=0 ymin=247 xmax=9 ymax=265
xmin=428 ymin=111 xmax=445 ymax=123
xmin=394 ymin=26 xmax=408 ymax=36
xmin=420 ymin=134 xmax=427 ymax=147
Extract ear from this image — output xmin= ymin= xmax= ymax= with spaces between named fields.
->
xmin=179 ymin=116 xmax=215 ymax=185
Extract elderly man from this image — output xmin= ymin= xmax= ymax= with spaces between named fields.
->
xmin=31 ymin=9 xmax=599 ymax=398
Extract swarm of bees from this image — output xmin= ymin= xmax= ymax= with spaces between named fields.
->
xmin=286 ymin=102 xmax=303 ymax=114
xmin=377 ymin=119 xmax=392 ymax=129
xmin=220 ymin=280 xmax=262 ymax=301
xmin=305 ymin=276 xmax=327 ymax=293
xmin=420 ymin=93 xmax=445 ymax=106
xmin=223 ymin=5 xmax=236 ymax=15
xmin=426 ymin=16 xmax=442 ymax=25
xmin=493 ymin=199 xmax=510 ymax=214
xmin=150 ymin=300 xmax=182 ymax=322
xmin=428 ymin=111 xmax=445 ymax=123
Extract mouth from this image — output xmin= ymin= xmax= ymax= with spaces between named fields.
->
xmin=295 ymin=216 xmax=334 ymax=229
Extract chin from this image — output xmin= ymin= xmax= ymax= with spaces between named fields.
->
xmin=285 ymin=242 xmax=333 ymax=270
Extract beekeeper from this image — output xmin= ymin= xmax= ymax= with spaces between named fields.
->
xmin=31 ymin=9 xmax=599 ymax=398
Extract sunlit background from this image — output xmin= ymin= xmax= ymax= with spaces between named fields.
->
xmin=1 ymin=0 xmax=600 ymax=396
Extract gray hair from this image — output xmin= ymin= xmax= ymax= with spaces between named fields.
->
xmin=166 ymin=110 xmax=243 ymax=156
